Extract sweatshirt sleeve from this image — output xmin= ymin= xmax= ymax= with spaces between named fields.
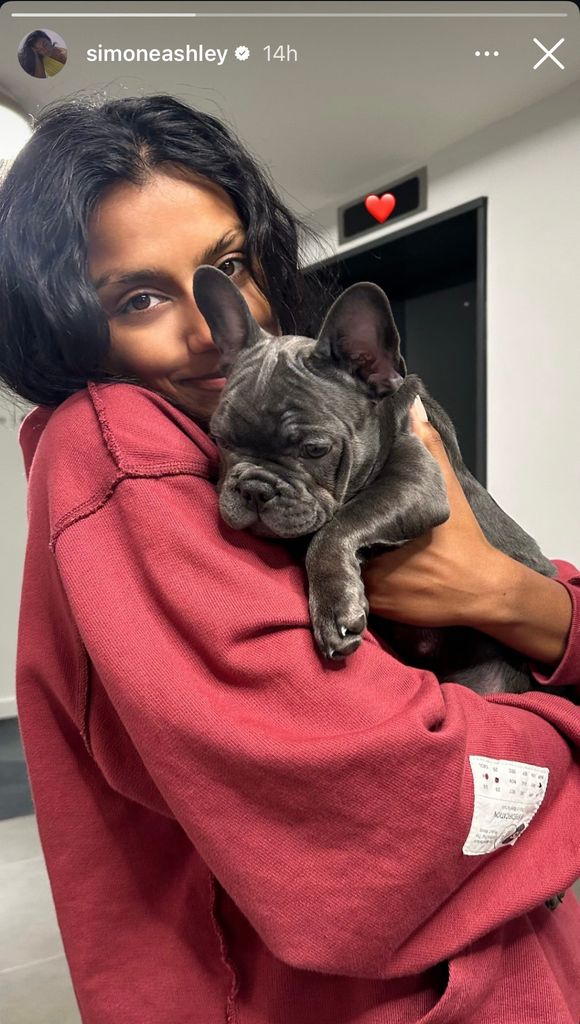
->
xmin=527 ymin=561 xmax=580 ymax=693
xmin=52 ymin=470 xmax=580 ymax=980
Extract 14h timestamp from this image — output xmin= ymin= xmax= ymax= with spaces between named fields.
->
xmin=263 ymin=45 xmax=298 ymax=62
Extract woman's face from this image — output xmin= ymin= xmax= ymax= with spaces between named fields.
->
xmin=32 ymin=38 xmax=51 ymax=54
xmin=87 ymin=168 xmax=279 ymax=424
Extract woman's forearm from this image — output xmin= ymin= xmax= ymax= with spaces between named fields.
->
xmin=469 ymin=550 xmax=573 ymax=669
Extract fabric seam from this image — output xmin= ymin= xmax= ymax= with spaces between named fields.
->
xmin=48 ymin=467 xmax=209 ymax=553
xmin=208 ymin=872 xmax=240 ymax=1024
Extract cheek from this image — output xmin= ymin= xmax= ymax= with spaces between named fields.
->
xmin=243 ymin=282 xmax=277 ymax=333
xmin=107 ymin=321 xmax=173 ymax=376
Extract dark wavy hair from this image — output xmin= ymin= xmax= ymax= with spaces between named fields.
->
xmin=0 ymin=94 xmax=338 ymax=412
xmin=17 ymin=30 xmax=51 ymax=77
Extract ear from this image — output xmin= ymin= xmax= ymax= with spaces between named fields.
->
xmin=193 ymin=265 xmax=267 ymax=373
xmin=311 ymin=282 xmax=405 ymax=394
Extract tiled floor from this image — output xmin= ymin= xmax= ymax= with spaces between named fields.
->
xmin=0 ymin=717 xmax=81 ymax=1022
xmin=0 ymin=814 xmax=81 ymax=1023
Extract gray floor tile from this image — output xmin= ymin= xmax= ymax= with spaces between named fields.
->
xmin=0 ymin=953 xmax=81 ymax=1024
xmin=0 ymin=815 xmax=42 ymax=866
xmin=0 ymin=856 xmax=65 ymax=972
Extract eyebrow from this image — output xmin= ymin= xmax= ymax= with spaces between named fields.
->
xmin=92 ymin=225 xmax=246 ymax=291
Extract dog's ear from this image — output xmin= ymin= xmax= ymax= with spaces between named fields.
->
xmin=311 ymin=282 xmax=405 ymax=394
xmin=193 ymin=265 xmax=267 ymax=374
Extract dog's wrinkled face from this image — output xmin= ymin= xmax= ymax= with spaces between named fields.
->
xmin=193 ymin=266 xmax=408 ymax=539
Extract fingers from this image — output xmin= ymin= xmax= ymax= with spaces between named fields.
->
xmin=412 ymin=396 xmax=429 ymax=423
xmin=410 ymin=399 xmax=444 ymax=457
xmin=409 ymin=400 xmax=458 ymax=492
xmin=410 ymin=401 xmax=444 ymax=455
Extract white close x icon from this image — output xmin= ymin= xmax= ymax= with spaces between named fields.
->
xmin=532 ymin=37 xmax=565 ymax=71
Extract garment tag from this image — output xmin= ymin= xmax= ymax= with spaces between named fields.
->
xmin=463 ymin=755 xmax=549 ymax=856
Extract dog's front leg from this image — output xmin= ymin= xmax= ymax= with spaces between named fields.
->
xmin=305 ymin=435 xmax=450 ymax=659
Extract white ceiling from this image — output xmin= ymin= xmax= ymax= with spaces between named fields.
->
xmin=1 ymin=0 xmax=579 ymax=215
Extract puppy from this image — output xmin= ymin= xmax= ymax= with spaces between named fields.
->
xmin=193 ymin=265 xmax=559 ymax=696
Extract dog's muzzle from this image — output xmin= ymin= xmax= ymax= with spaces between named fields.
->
xmin=218 ymin=462 xmax=331 ymax=538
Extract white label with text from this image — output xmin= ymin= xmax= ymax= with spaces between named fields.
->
xmin=463 ymin=755 xmax=549 ymax=856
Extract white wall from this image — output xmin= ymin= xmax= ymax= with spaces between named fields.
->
xmin=1 ymin=82 xmax=579 ymax=718
xmin=307 ymin=79 xmax=580 ymax=570
xmin=1 ymin=394 xmax=31 ymax=718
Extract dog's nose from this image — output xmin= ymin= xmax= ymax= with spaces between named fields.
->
xmin=238 ymin=478 xmax=276 ymax=508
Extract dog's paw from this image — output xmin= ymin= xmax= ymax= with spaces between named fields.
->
xmin=310 ymin=577 xmax=369 ymax=660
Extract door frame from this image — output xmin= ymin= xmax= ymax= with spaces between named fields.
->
xmin=305 ymin=197 xmax=488 ymax=484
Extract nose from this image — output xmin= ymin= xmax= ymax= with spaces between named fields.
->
xmin=238 ymin=478 xmax=276 ymax=508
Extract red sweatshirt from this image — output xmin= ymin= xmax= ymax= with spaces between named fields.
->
xmin=16 ymin=380 xmax=580 ymax=1024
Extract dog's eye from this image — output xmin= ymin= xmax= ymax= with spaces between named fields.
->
xmin=301 ymin=442 xmax=331 ymax=459
xmin=211 ymin=435 xmax=230 ymax=451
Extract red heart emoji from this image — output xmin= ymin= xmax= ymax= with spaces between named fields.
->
xmin=364 ymin=193 xmax=396 ymax=224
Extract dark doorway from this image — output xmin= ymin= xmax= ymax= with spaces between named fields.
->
xmin=306 ymin=199 xmax=487 ymax=484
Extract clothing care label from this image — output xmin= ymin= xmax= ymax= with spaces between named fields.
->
xmin=462 ymin=755 xmax=549 ymax=856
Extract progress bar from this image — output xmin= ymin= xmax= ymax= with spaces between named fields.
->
xmin=9 ymin=11 xmax=570 ymax=17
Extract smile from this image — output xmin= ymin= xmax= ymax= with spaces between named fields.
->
xmin=178 ymin=376 xmax=227 ymax=390
xmin=178 ymin=372 xmax=224 ymax=382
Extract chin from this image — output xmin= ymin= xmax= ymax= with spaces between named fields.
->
xmin=172 ymin=384 xmax=222 ymax=420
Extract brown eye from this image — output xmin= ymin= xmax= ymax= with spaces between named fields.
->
xmin=217 ymin=256 xmax=247 ymax=279
xmin=117 ymin=293 xmax=165 ymax=316
xmin=131 ymin=294 xmax=152 ymax=310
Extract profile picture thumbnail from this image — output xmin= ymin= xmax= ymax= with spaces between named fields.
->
xmin=18 ymin=29 xmax=68 ymax=79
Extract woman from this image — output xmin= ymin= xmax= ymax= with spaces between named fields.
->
xmin=18 ymin=30 xmax=67 ymax=78
xmin=0 ymin=95 xmax=579 ymax=1024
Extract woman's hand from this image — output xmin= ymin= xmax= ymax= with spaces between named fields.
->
xmin=361 ymin=398 xmax=573 ymax=667
xmin=361 ymin=397 xmax=501 ymax=629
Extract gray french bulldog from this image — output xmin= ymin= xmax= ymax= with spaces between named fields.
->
xmin=193 ymin=264 xmax=559 ymax=697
